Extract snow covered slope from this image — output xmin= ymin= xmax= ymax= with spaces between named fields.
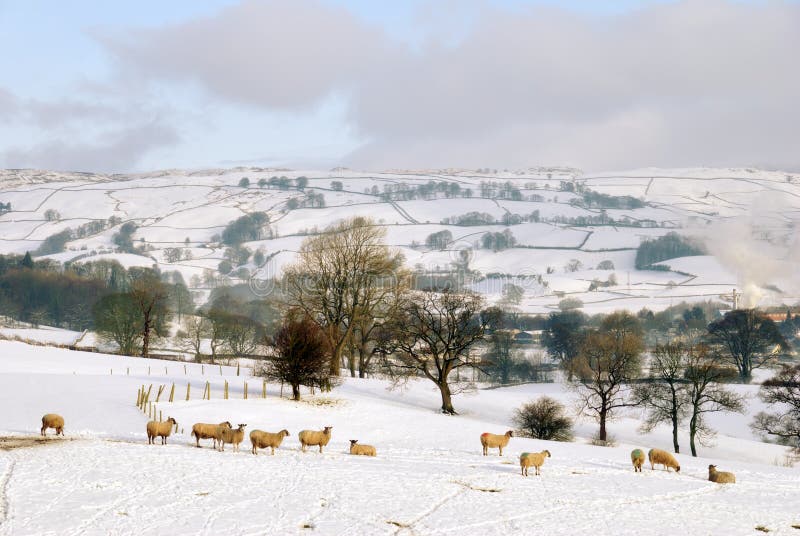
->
xmin=0 ymin=341 xmax=798 ymax=535
xmin=1 ymin=166 xmax=799 ymax=314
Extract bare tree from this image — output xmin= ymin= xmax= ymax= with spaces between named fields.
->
xmin=381 ymin=291 xmax=486 ymax=414
xmin=751 ymin=364 xmax=800 ymax=449
xmin=263 ymin=315 xmax=332 ymax=400
xmin=572 ymin=311 xmax=643 ymax=443
xmin=284 ymin=217 xmax=404 ymax=376
xmin=706 ymin=309 xmax=788 ymax=382
xmin=685 ymin=345 xmax=744 ymax=456
xmin=129 ymin=269 xmax=171 ymax=358
xmin=178 ymin=315 xmax=210 ymax=361
xmin=635 ymin=342 xmax=690 ymax=453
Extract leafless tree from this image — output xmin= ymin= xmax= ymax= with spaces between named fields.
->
xmin=635 ymin=342 xmax=691 ymax=453
xmin=706 ymin=309 xmax=788 ymax=382
xmin=379 ymin=291 xmax=486 ymax=414
xmin=263 ymin=314 xmax=332 ymax=400
xmin=572 ymin=311 xmax=644 ymax=443
xmin=685 ymin=345 xmax=745 ymax=456
xmin=284 ymin=217 xmax=404 ymax=376
xmin=751 ymin=364 xmax=800 ymax=449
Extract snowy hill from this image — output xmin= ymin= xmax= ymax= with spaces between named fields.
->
xmin=1 ymin=166 xmax=799 ymax=314
xmin=0 ymin=341 xmax=798 ymax=535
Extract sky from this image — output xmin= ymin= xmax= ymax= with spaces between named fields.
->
xmin=0 ymin=0 xmax=798 ymax=173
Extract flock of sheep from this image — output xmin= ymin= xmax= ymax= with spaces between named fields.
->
xmin=479 ymin=429 xmax=736 ymax=483
xmin=40 ymin=414 xmax=735 ymax=483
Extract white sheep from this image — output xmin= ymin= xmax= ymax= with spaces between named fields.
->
xmin=218 ymin=423 xmax=247 ymax=452
xmin=299 ymin=426 xmax=332 ymax=453
xmin=708 ymin=464 xmax=736 ymax=484
xmin=349 ymin=439 xmax=376 ymax=456
xmin=147 ymin=417 xmax=177 ymax=445
xmin=520 ymin=450 xmax=551 ymax=476
xmin=648 ymin=448 xmax=680 ymax=472
xmin=191 ymin=421 xmax=232 ymax=449
xmin=250 ymin=429 xmax=290 ymax=455
xmin=40 ymin=413 xmax=64 ymax=436
xmin=480 ymin=430 xmax=513 ymax=456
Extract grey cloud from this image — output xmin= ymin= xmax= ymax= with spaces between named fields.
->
xmin=96 ymin=0 xmax=392 ymax=110
xmin=98 ymin=0 xmax=800 ymax=170
xmin=3 ymin=121 xmax=179 ymax=173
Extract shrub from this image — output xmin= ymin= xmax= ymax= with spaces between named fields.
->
xmin=513 ymin=397 xmax=574 ymax=441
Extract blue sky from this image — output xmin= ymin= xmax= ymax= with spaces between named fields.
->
xmin=0 ymin=0 xmax=798 ymax=172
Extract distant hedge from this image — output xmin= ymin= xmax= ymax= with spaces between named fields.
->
xmin=635 ymin=232 xmax=706 ymax=269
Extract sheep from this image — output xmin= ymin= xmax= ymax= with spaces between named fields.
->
xmin=299 ymin=426 xmax=332 ymax=453
xmin=250 ymin=429 xmax=290 ymax=455
xmin=631 ymin=449 xmax=645 ymax=472
xmin=648 ymin=448 xmax=680 ymax=472
xmin=40 ymin=413 xmax=64 ymax=437
xmin=191 ymin=421 xmax=232 ymax=449
xmin=146 ymin=417 xmax=177 ymax=445
xmin=218 ymin=424 xmax=247 ymax=452
xmin=349 ymin=439 xmax=376 ymax=457
xmin=708 ymin=465 xmax=736 ymax=484
xmin=520 ymin=450 xmax=551 ymax=476
xmin=480 ymin=430 xmax=513 ymax=456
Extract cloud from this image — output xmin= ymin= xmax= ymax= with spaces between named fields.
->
xmin=96 ymin=0 xmax=392 ymax=110
xmin=3 ymin=121 xmax=179 ymax=173
xmin=95 ymin=0 xmax=800 ymax=171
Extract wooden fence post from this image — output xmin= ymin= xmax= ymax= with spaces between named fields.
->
xmin=224 ymin=380 xmax=229 ymax=400
xmin=244 ymin=381 xmax=248 ymax=399
xmin=156 ymin=385 xmax=165 ymax=403
xmin=262 ymin=379 xmax=266 ymax=399
xmin=168 ymin=383 xmax=175 ymax=403
xmin=186 ymin=382 xmax=191 ymax=401
xmin=237 ymin=362 xmax=240 ymax=376
xmin=204 ymin=381 xmax=210 ymax=400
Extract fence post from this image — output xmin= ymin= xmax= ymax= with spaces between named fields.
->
xmin=136 ymin=386 xmax=142 ymax=407
xmin=244 ymin=381 xmax=248 ymax=399
xmin=165 ymin=366 xmax=168 ymax=376
xmin=237 ymin=362 xmax=240 ymax=376
xmin=202 ymin=365 xmax=204 ymax=375
xmin=186 ymin=382 xmax=191 ymax=401
xmin=169 ymin=383 xmax=175 ymax=403
xmin=127 ymin=367 xmax=130 ymax=375
xmin=224 ymin=380 xmax=229 ymax=400
xmin=148 ymin=366 xmax=151 ymax=376
xmin=219 ymin=365 xmax=223 ymax=376
xmin=262 ymin=379 xmax=266 ymax=399
xmin=204 ymin=381 xmax=210 ymax=400
xmin=159 ymin=409 xmax=162 ymax=422
xmin=184 ymin=364 xmax=187 ymax=375
xmin=156 ymin=385 xmax=165 ymax=403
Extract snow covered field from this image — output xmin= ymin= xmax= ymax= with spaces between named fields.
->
xmin=2 ymin=166 xmax=799 ymax=314
xmin=1 ymin=341 xmax=798 ymax=535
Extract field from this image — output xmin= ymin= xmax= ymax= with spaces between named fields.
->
xmin=0 ymin=340 xmax=798 ymax=535
xmin=2 ymin=166 xmax=799 ymax=314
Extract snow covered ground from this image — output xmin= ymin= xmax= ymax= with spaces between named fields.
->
xmin=1 ymin=341 xmax=798 ymax=535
